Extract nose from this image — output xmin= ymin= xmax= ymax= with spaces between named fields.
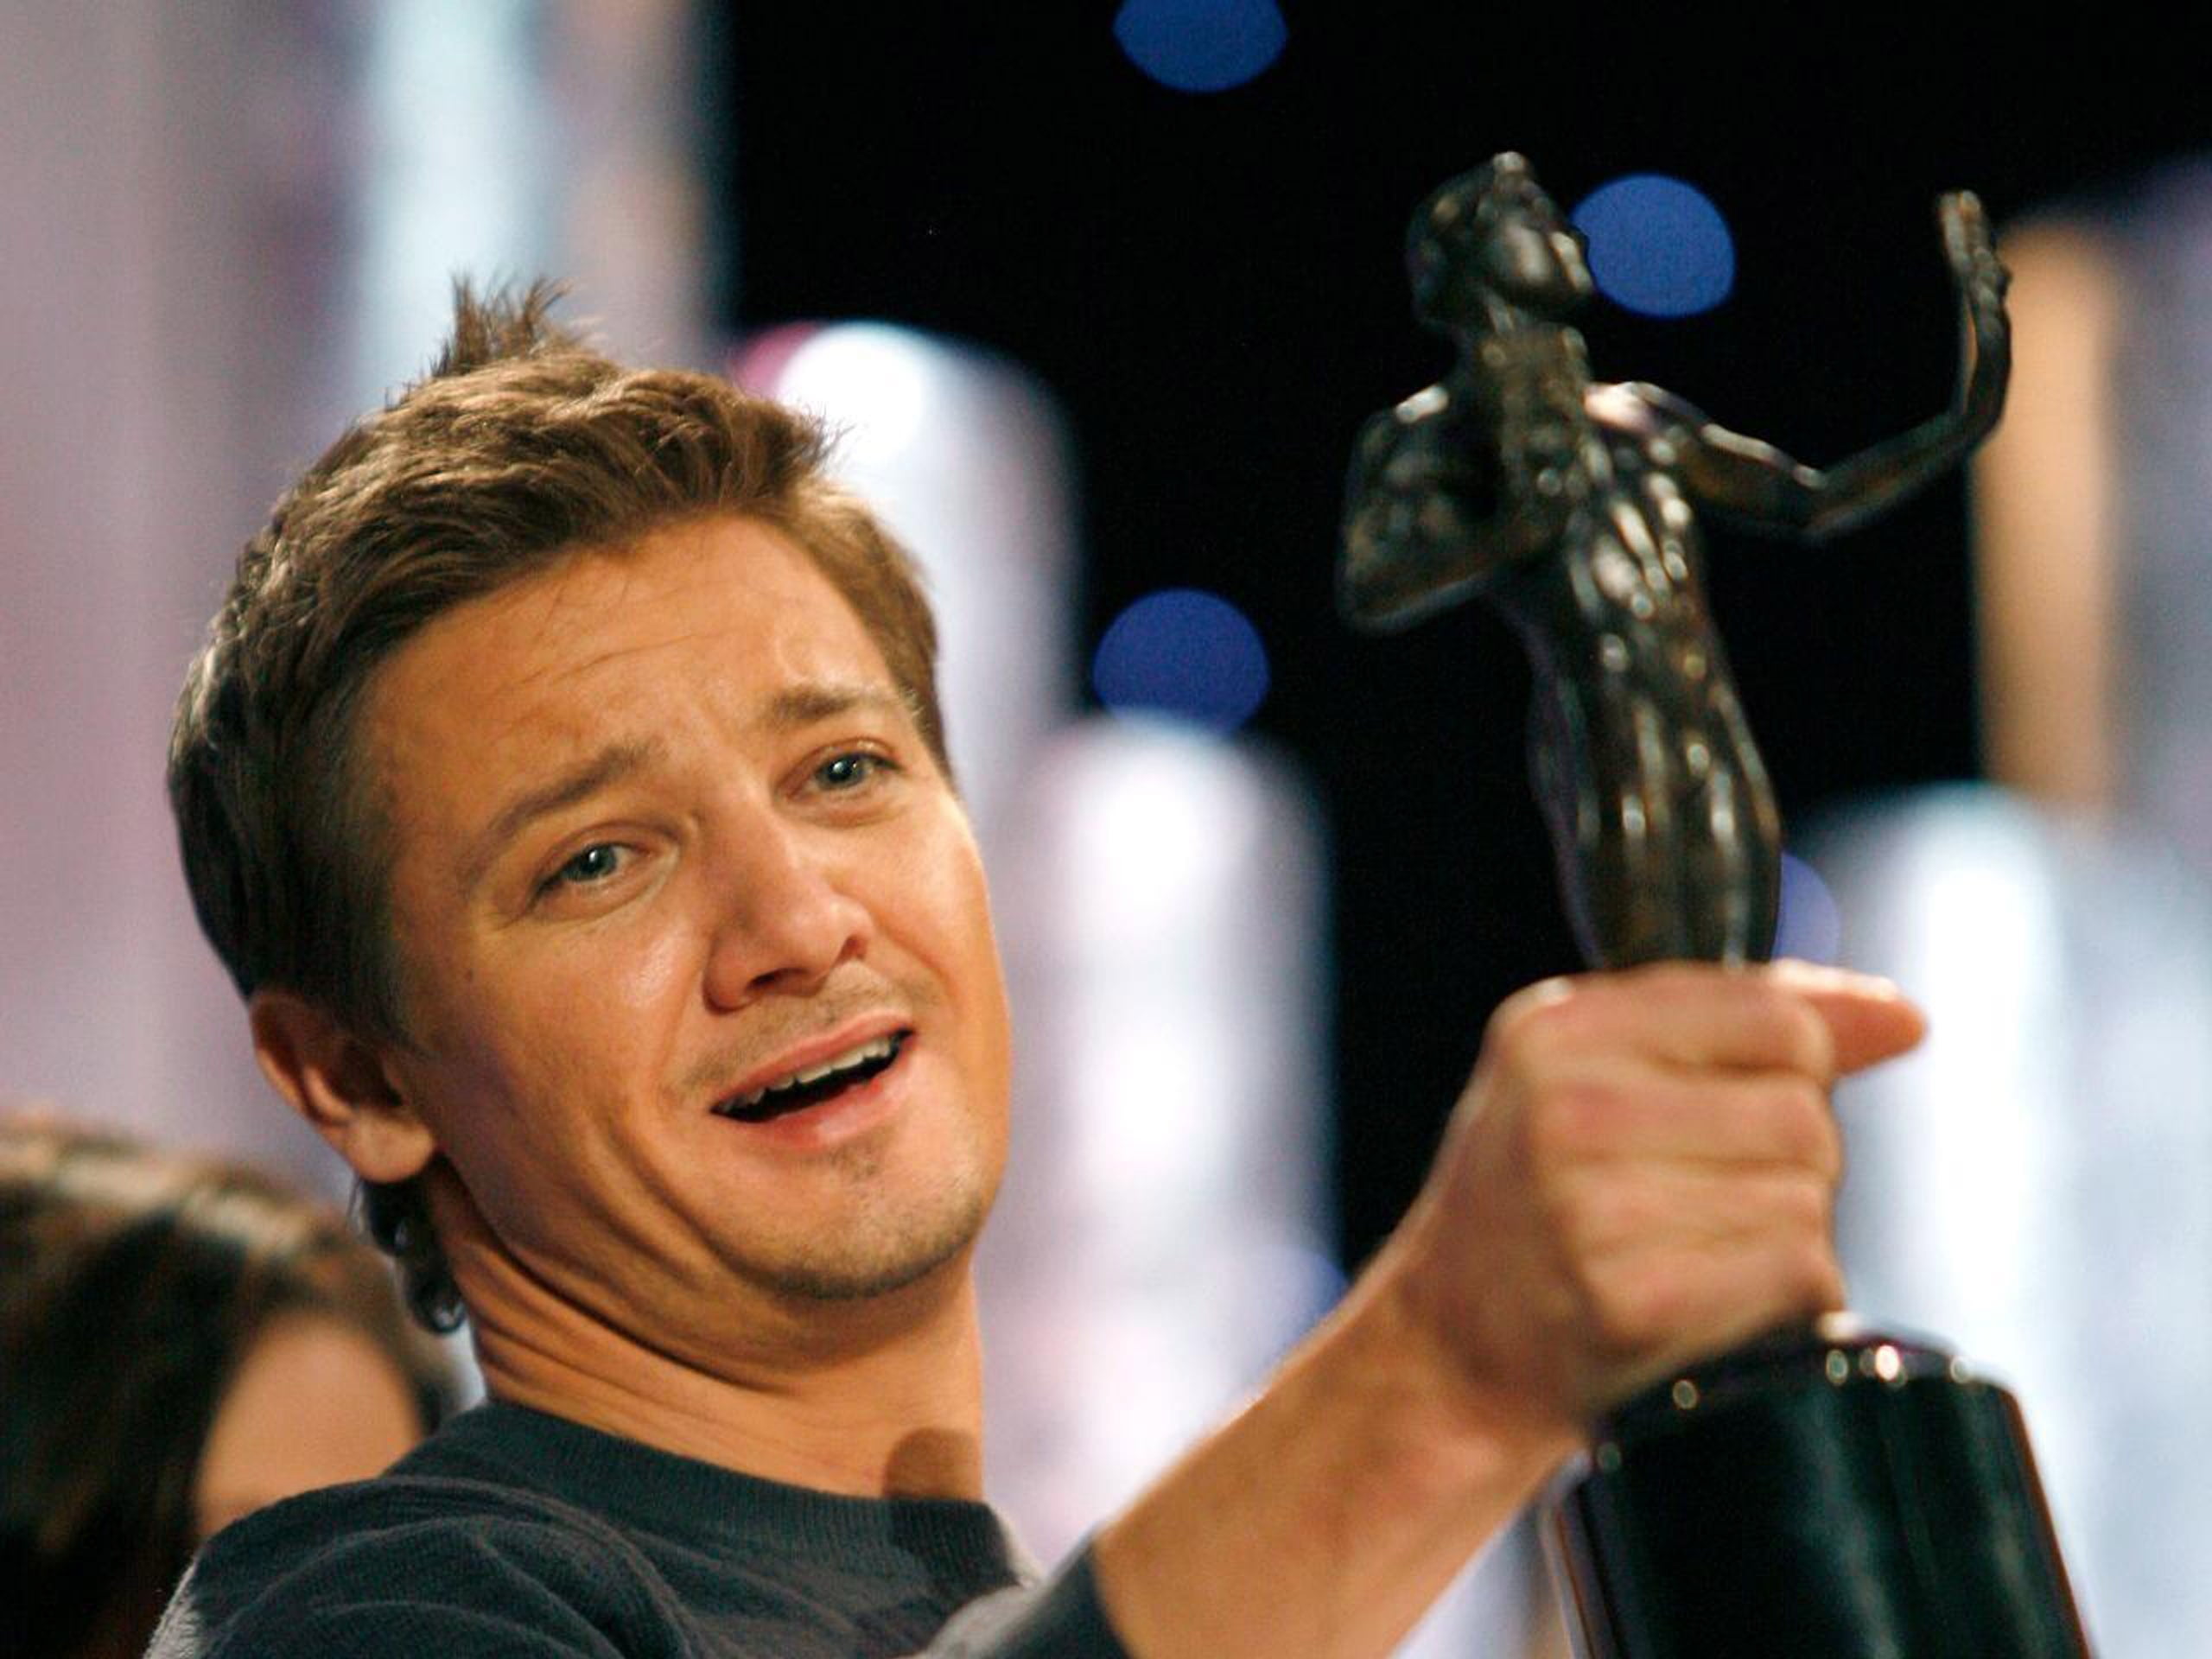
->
xmin=700 ymin=817 xmax=872 ymax=1008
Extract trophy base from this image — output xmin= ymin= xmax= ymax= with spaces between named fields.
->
xmin=1546 ymin=1317 xmax=2090 ymax=1658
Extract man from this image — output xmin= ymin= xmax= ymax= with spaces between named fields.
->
xmin=154 ymin=285 xmax=1921 ymax=1656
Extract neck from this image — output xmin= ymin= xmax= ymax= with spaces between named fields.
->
xmin=1478 ymin=292 xmax=1555 ymax=338
xmin=1466 ymin=313 xmax=1586 ymax=372
xmin=1459 ymin=322 xmax=1594 ymax=439
xmin=436 ymin=1186 xmax=988 ymax=1501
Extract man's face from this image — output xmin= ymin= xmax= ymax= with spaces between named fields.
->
xmin=358 ymin=515 xmax=1010 ymax=1357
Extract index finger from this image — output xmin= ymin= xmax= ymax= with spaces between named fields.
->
xmin=1763 ymin=958 xmax=1926 ymax=1077
xmin=1526 ymin=962 xmax=1920 ymax=1082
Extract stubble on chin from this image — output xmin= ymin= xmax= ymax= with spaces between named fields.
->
xmin=741 ymin=1146 xmax=994 ymax=1304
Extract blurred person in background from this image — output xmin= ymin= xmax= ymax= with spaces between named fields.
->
xmin=0 ymin=1112 xmax=454 ymax=1659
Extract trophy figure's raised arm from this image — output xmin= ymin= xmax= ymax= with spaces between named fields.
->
xmin=1341 ymin=154 xmax=2086 ymax=1658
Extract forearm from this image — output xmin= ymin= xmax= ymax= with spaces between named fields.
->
xmin=1090 ymin=1235 xmax=1570 ymax=1659
xmin=1689 ymin=321 xmax=2005 ymax=543
xmin=1790 ymin=400 xmax=1999 ymax=541
xmin=1084 ymin=964 xmax=1923 ymax=1659
xmin=1338 ymin=537 xmax=1490 ymax=631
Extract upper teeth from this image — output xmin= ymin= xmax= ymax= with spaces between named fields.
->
xmin=735 ymin=1035 xmax=897 ymax=1109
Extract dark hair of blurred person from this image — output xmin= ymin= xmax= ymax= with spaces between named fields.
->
xmin=0 ymin=1114 xmax=455 ymax=1659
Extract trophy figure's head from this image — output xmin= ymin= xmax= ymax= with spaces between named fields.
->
xmin=1408 ymin=152 xmax=1593 ymax=330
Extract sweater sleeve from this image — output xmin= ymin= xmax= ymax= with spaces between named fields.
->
xmin=146 ymin=1507 xmax=684 ymax=1659
xmin=152 ymin=1544 xmax=1128 ymax=1659
xmin=147 ymin=1467 xmax=1132 ymax=1659
xmin=149 ymin=1577 xmax=637 ymax=1659
xmin=917 ymin=1547 xmax=1131 ymax=1659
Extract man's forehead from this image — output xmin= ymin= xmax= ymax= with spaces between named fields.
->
xmin=461 ymin=524 xmax=846 ymax=658
xmin=359 ymin=519 xmax=906 ymax=829
xmin=383 ymin=519 xmax=876 ymax=696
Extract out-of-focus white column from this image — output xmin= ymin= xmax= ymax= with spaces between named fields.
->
xmin=1 ymin=1 xmax=710 ymax=1188
xmin=353 ymin=0 xmax=552 ymax=403
xmin=986 ymin=712 xmax=1554 ymax=1658
xmin=1808 ymin=785 xmax=2212 ymax=1659
xmin=749 ymin=325 xmax=1076 ymax=849
xmin=353 ymin=0 xmax=709 ymax=411
xmin=981 ymin=717 xmax=1338 ymax=1557
xmin=0 ymin=1 xmax=321 ymax=1164
xmin=748 ymin=319 xmax=1547 ymax=1651
xmin=744 ymin=327 xmax=1361 ymax=1610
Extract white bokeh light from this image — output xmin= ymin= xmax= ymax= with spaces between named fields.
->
xmin=1810 ymin=786 xmax=2212 ymax=1656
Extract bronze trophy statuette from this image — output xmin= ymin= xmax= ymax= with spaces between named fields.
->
xmin=1341 ymin=154 xmax=2088 ymax=1656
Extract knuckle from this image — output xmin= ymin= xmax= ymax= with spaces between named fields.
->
xmin=1776 ymin=1175 xmax=1831 ymax=1236
xmin=1526 ymin=1074 xmax=1618 ymax=1167
xmin=1550 ymin=1173 xmax=1637 ymax=1258
xmin=1487 ymin=978 xmax=1580 ymax=1068
xmin=1790 ymin=1238 xmax=1846 ymax=1310
xmin=1623 ymin=960 xmax=1715 ymax=1005
xmin=1587 ymin=1270 xmax=1671 ymax=1356
xmin=1573 ymin=1265 xmax=1634 ymax=1352
xmin=1556 ymin=1224 xmax=1614 ymax=1306
xmin=1758 ymin=990 xmax=1834 ymax=1078
xmin=1771 ymin=1077 xmax=1842 ymax=1175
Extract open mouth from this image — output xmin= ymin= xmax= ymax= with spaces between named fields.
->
xmin=711 ymin=1031 xmax=909 ymax=1124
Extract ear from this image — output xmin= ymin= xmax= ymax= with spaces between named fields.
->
xmin=248 ymin=989 xmax=437 ymax=1185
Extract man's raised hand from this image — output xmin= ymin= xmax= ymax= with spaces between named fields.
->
xmin=1383 ymin=960 xmax=1926 ymax=1457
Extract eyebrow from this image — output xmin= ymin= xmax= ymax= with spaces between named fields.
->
xmin=461 ymin=737 xmax=664 ymax=894
xmin=761 ymin=682 xmax=914 ymax=731
xmin=454 ymin=683 xmax=914 ymax=894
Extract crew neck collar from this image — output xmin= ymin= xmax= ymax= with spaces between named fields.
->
xmin=409 ymin=1399 xmax=1025 ymax=1573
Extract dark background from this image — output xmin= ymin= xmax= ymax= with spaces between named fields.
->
xmin=718 ymin=10 xmax=2209 ymax=1267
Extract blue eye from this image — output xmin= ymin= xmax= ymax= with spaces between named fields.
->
xmin=550 ymin=843 xmax=625 ymax=887
xmin=816 ymin=753 xmax=887 ymax=790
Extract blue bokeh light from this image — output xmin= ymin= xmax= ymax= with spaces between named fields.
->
xmin=1092 ymin=588 xmax=1271 ymax=732
xmin=1112 ymin=0 xmax=1287 ymax=94
xmin=1570 ymin=174 xmax=1736 ymax=319
xmin=1772 ymin=851 xmax=1843 ymax=966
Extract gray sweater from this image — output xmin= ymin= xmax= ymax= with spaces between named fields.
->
xmin=149 ymin=1401 xmax=1124 ymax=1657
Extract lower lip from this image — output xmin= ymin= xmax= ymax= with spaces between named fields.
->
xmin=711 ymin=1039 xmax=915 ymax=1150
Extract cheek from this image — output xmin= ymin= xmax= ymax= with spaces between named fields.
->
xmin=404 ymin=912 xmax=704 ymax=1160
xmin=484 ymin=906 xmax=699 ymax=1038
xmin=586 ymin=915 xmax=700 ymax=1017
xmin=906 ymin=830 xmax=1010 ymax=1070
xmin=891 ymin=816 xmax=998 ymax=963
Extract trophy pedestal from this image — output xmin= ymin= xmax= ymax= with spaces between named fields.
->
xmin=1547 ymin=1318 xmax=2090 ymax=1658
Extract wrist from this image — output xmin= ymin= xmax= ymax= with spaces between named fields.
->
xmin=1324 ymin=1223 xmax=1580 ymax=1503
xmin=1090 ymin=1230 xmax=1580 ymax=1659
